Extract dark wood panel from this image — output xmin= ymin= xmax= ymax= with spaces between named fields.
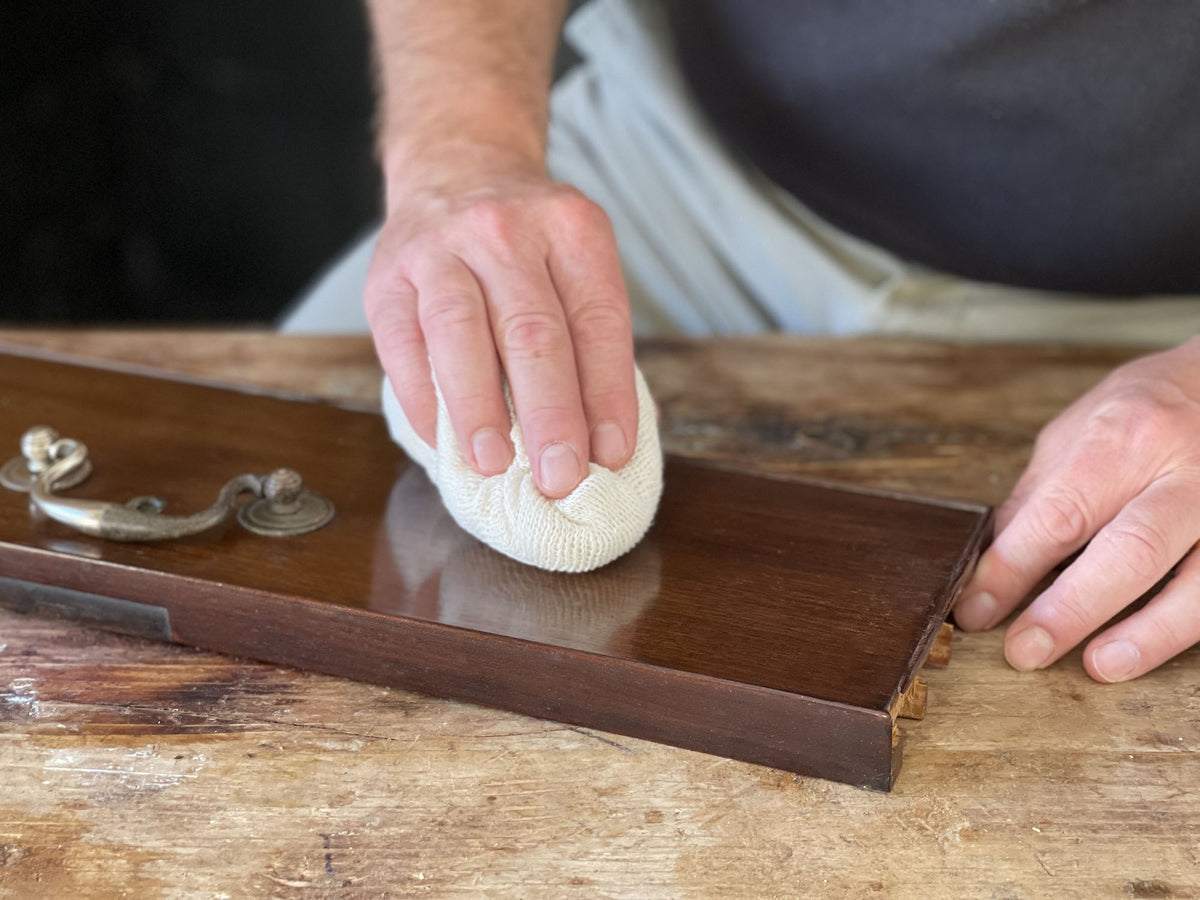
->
xmin=0 ymin=351 xmax=990 ymax=788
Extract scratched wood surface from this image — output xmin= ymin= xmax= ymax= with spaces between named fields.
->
xmin=1 ymin=330 xmax=1197 ymax=900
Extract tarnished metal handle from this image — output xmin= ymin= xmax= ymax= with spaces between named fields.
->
xmin=1 ymin=426 xmax=335 ymax=542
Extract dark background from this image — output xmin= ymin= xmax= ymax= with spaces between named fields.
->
xmin=3 ymin=2 xmax=586 ymax=327
xmin=2 ymin=1 xmax=381 ymax=324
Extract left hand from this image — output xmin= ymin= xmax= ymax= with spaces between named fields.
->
xmin=955 ymin=335 xmax=1200 ymax=682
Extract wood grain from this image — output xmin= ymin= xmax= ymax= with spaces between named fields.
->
xmin=0 ymin=352 xmax=987 ymax=789
xmin=2 ymin=331 xmax=1197 ymax=900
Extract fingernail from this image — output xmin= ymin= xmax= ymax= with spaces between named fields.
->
xmin=539 ymin=442 xmax=581 ymax=495
xmin=471 ymin=428 xmax=511 ymax=475
xmin=590 ymin=421 xmax=628 ymax=468
xmin=955 ymin=591 xmax=997 ymax=631
xmin=1092 ymin=640 xmax=1141 ymax=683
xmin=1006 ymin=626 xmax=1055 ymax=671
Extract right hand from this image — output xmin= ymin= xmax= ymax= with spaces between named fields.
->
xmin=365 ymin=151 xmax=637 ymax=498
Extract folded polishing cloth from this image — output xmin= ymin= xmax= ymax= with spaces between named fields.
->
xmin=381 ymin=366 xmax=663 ymax=573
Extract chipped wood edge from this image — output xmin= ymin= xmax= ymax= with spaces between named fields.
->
xmin=890 ymin=677 xmax=928 ymax=721
xmin=925 ymin=622 xmax=954 ymax=668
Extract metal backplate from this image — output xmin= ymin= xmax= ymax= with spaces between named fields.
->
xmin=0 ymin=456 xmax=93 ymax=493
xmin=238 ymin=490 xmax=336 ymax=537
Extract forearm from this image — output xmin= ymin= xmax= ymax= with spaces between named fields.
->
xmin=365 ymin=0 xmax=567 ymax=201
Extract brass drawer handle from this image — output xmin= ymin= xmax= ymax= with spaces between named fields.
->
xmin=2 ymin=426 xmax=334 ymax=541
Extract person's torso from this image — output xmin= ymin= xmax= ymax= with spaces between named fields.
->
xmin=668 ymin=0 xmax=1200 ymax=295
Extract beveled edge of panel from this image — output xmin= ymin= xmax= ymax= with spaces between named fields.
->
xmin=0 ymin=541 xmax=901 ymax=790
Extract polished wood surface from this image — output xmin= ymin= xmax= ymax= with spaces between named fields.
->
xmin=0 ymin=351 xmax=987 ymax=789
xmin=3 ymin=331 xmax=1196 ymax=899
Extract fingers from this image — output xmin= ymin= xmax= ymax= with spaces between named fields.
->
xmin=367 ymin=187 xmax=627 ymax=497
xmin=477 ymin=255 xmax=590 ymax=499
xmin=956 ymin=450 xmax=1128 ymax=632
xmin=1002 ymin=471 xmax=1200 ymax=671
xmin=1083 ymin=544 xmax=1200 ymax=683
xmin=364 ymin=271 xmax=438 ymax=447
xmin=413 ymin=254 xmax=513 ymax=475
xmin=548 ymin=198 xmax=638 ymax=470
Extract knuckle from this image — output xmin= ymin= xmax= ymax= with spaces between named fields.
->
xmin=1088 ymin=384 xmax=1182 ymax=450
xmin=365 ymin=294 xmax=416 ymax=340
xmin=465 ymin=199 xmax=511 ymax=237
xmin=498 ymin=310 xmax=566 ymax=361
xmin=365 ymin=302 xmax=423 ymax=358
xmin=364 ymin=261 xmax=414 ymax=309
xmin=418 ymin=293 xmax=480 ymax=338
xmin=374 ymin=317 xmax=424 ymax=355
xmin=1030 ymin=485 xmax=1094 ymax=548
xmin=554 ymin=192 xmax=610 ymax=235
xmin=570 ymin=300 xmax=632 ymax=346
xmin=399 ymin=231 xmax=439 ymax=264
xmin=1098 ymin=519 xmax=1172 ymax=581
xmin=464 ymin=201 xmax=526 ymax=255
xmin=462 ymin=201 xmax=539 ymax=266
xmin=1042 ymin=584 xmax=1095 ymax=637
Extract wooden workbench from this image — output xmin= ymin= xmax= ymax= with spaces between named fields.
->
xmin=0 ymin=331 xmax=1195 ymax=899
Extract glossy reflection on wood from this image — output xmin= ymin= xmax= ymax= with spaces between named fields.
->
xmin=0 ymin=352 xmax=989 ymax=789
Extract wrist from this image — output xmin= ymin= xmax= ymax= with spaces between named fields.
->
xmin=381 ymin=138 xmax=549 ymax=211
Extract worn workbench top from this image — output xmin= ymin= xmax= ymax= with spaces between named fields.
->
xmin=0 ymin=331 xmax=1195 ymax=899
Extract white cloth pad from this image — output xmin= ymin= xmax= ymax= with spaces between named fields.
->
xmin=381 ymin=366 xmax=663 ymax=573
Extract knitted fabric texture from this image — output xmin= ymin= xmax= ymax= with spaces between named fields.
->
xmin=381 ymin=366 xmax=663 ymax=573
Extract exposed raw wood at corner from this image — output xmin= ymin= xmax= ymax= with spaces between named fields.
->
xmin=892 ymin=677 xmax=928 ymax=721
xmin=926 ymin=622 xmax=954 ymax=668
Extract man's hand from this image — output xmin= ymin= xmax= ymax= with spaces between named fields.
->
xmin=956 ymin=335 xmax=1200 ymax=682
xmin=362 ymin=0 xmax=636 ymax=498
xmin=366 ymin=158 xmax=636 ymax=498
